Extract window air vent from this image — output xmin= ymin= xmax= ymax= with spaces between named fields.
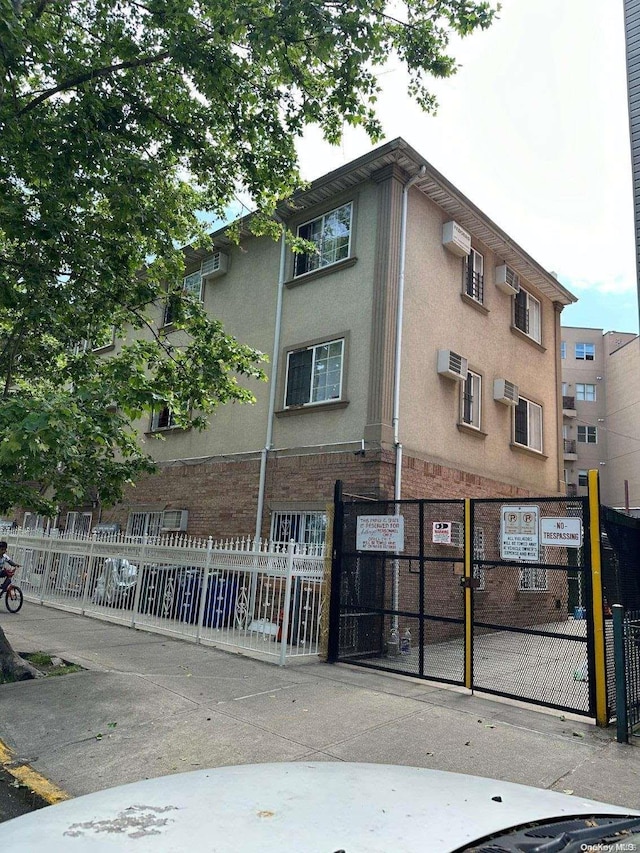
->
xmin=493 ymin=378 xmax=519 ymax=407
xmin=495 ymin=264 xmax=521 ymax=295
xmin=201 ymin=251 xmax=228 ymax=282
xmin=161 ymin=510 xmax=189 ymax=532
xmin=437 ymin=349 xmax=468 ymax=381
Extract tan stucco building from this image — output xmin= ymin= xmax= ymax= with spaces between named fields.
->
xmin=561 ymin=326 xmax=640 ymax=513
xmin=64 ymin=139 xmax=579 ymax=543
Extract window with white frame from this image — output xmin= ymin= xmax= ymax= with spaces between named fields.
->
xmin=561 ymin=382 xmax=569 ymax=397
xmin=91 ymin=324 xmax=116 ymax=351
xmin=519 ymin=565 xmax=548 ymax=591
xmin=294 ymin=203 xmax=352 ymax=277
xmin=576 ymin=383 xmax=596 ymax=402
xmin=150 ymin=404 xmax=176 ymax=431
xmin=285 ymin=338 xmax=344 ymax=408
xmin=270 ymin=511 xmax=327 ymax=548
xmin=513 ymin=287 xmax=541 ymax=343
xmin=514 ymin=396 xmax=543 ymax=452
xmin=23 ymin=512 xmax=51 ymax=531
xmin=127 ymin=511 xmax=163 ymax=537
xmin=65 ymin=512 xmax=93 ymax=535
xmin=464 ymin=249 xmax=484 ymax=303
xmin=578 ymin=470 xmax=589 ymax=486
xmin=575 ymin=342 xmax=595 ymax=360
xmin=577 ymin=425 xmax=597 ymax=444
xmin=560 ymin=341 xmax=566 ymax=359
xmin=460 ymin=370 xmax=482 ymax=430
xmin=163 ymin=271 xmax=203 ymax=326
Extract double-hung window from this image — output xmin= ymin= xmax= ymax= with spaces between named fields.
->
xmin=577 ymin=425 xmax=597 ymax=444
xmin=578 ymin=470 xmax=589 ymax=486
xmin=294 ymin=203 xmax=352 ymax=277
xmin=576 ymin=383 xmax=596 ymax=402
xmin=464 ymin=249 xmax=484 ymax=303
xmin=285 ymin=339 xmax=344 ymax=408
xmin=513 ymin=287 xmax=541 ymax=343
xmin=514 ymin=396 xmax=543 ymax=452
xmin=575 ymin=342 xmax=595 ymax=360
xmin=460 ymin=370 xmax=482 ymax=430
xmin=560 ymin=341 xmax=566 ymax=359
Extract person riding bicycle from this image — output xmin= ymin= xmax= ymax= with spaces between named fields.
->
xmin=0 ymin=541 xmax=20 ymax=592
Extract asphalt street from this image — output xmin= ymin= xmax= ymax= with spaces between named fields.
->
xmin=0 ymin=769 xmax=45 ymax=822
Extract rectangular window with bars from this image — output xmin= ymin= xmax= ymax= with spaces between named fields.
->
xmin=513 ymin=287 xmax=541 ymax=343
xmin=270 ymin=511 xmax=327 ymax=548
xmin=464 ymin=249 xmax=484 ymax=303
xmin=460 ymin=370 xmax=482 ymax=429
xmin=519 ymin=566 xmax=548 ymax=591
xmin=514 ymin=396 xmax=543 ymax=452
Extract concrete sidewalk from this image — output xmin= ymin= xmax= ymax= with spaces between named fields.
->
xmin=1 ymin=603 xmax=639 ymax=810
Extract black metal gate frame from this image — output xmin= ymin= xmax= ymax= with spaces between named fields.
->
xmin=329 ymin=474 xmax=611 ymax=724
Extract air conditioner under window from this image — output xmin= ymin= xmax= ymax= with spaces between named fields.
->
xmin=493 ymin=378 xmax=519 ymax=407
xmin=495 ymin=264 xmax=521 ymax=295
xmin=437 ymin=349 xmax=468 ymax=381
xmin=201 ymin=251 xmax=229 ymax=282
xmin=161 ymin=510 xmax=188 ymax=532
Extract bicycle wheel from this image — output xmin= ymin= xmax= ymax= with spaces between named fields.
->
xmin=5 ymin=585 xmax=23 ymax=613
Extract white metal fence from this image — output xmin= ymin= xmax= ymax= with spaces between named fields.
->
xmin=3 ymin=529 xmax=326 ymax=665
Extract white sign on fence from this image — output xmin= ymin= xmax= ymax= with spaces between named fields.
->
xmin=356 ymin=516 xmax=405 ymax=552
xmin=500 ymin=505 xmax=539 ymax=562
xmin=540 ymin=517 xmax=583 ymax=548
xmin=432 ymin=522 xmax=452 ymax=545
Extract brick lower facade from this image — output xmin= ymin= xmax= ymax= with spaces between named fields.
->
xmin=92 ymin=447 xmax=547 ymax=539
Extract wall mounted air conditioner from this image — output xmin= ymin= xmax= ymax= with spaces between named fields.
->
xmin=201 ymin=251 xmax=229 ymax=282
xmin=161 ymin=510 xmax=189 ymax=532
xmin=493 ymin=378 xmax=519 ymax=406
xmin=495 ymin=264 xmax=521 ymax=295
xmin=442 ymin=221 xmax=471 ymax=257
xmin=437 ymin=349 xmax=468 ymax=381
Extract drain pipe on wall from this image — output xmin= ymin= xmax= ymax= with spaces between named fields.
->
xmin=391 ymin=165 xmax=426 ymax=629
xmin=255 ymin=223 xmax=287 ymax=543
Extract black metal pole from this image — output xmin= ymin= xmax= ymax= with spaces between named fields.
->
xmin=327 ymin=479 xmax=344 ymax=663
xmin=612 ymin=604 xmax=629 ymax=743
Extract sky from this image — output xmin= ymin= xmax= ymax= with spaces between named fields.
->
xmin=295 ymin=0 xmax=640 ymax=335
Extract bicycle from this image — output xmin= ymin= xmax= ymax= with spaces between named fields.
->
xmin=0 ymin=567 xmax=23 ymax=613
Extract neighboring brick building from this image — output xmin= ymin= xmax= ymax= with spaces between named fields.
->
xmin=34 ymin=138 xmax=578 ymax=546
xmin=561 ymin=326 xmax=640 ymax=513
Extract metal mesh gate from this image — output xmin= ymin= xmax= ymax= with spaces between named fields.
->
xmin=329 ymin=486 xmax=596 ymax=717
xmin=471 ymin=497 xmax=595 ymax=716
xmin=332 ymin=497 xmax=466 ymax=685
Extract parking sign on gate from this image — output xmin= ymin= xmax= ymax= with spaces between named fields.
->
xmin=500 ymin=505 xmax=539 ymax=562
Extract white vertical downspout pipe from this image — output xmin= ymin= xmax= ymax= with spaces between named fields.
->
xmin=255 ymin=224 xmax=287 ymax=543
xmin=391 ymin=166 xmax=425 ymax=629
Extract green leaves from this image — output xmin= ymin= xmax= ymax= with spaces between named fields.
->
xmin=0 ymin=0 xmax=497 ymax=514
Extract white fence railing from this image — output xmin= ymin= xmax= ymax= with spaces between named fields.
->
xmin=3 ymin=530 xmax=326 ymax=665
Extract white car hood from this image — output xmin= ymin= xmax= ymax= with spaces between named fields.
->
xmin=3 ymin=762 xmax=638 ymax=852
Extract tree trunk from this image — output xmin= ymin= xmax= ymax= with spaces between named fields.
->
xmin=0 ymin=624 xmax=42 ymax=681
